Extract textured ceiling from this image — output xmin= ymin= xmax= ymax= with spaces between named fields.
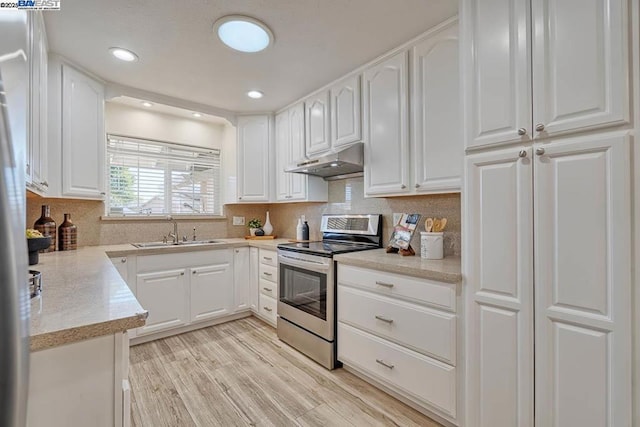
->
xmin=44 ymin=0 xmax=457 ymax=113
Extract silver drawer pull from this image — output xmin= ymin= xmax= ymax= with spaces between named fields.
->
xmin=375 ymin=359 xmax=394 ymax=369
xmin=264 ymin=307 xmax=273 ymax=312
xmin=263 ymin=256 xmax=273 ymax=261
xmin=375 ymin=281 xmax=394 ymax=288
xmin=263 ymin=287 xmax=273 ymax=292
xmin=263 ymin=272 xmax=272 ymax=276
xmin=375 ymin=315 xmax=394 ymax=324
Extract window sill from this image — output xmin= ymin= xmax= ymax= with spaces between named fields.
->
xmin=100 ymin=215 xmax=227 ymax=222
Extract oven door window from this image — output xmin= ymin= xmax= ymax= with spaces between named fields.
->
xmin=280 ymin=264 xmax=327 ymax=321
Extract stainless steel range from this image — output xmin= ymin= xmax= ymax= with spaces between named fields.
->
xmin=277 ymin=214 xmax=382 ymax=369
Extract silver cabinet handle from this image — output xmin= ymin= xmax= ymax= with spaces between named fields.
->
xmin=400 ymin=184 xmax=406 ymax=189
xmin=192 ymin=270 xmax=197 ymax=274
xmin=375 ymin=281 xmax=394 ymax=288
xmin=375 ymin=315 xmax=394 ymax=324
xmin=121 ymin=258 xmax=127 ymax=263
xmin=415 ymin=183 xmax=420 ymax=188
xmin=263 ymin=272 xmax=272 ymax=276
xmin=535 ymin=123 xmax=545 ymax=132
xmin=263 ymin=287 xmax=272 ymax=292
xmin=264 ymin=307 xmax=273 ymax=312
xmin=517 ymin=127 xmax=527 ymax=136
xmin=180 ymin=272 xmax=185 ymax=276
xmin=100 ymin=192 xmax=106 ymax=196
xmin=40 ymin=181 xmax=49 ymax=187
xmin=375 ymin=359 xmax=394 ymax=369
xmin=263 ymin=257 xmax=272 ymax=261
xmin=519 ymin=150 xmax=527 ymax=158
xmin=235 ymin=249 xmax=239 ymax=253
xmin=239 ymin=196 xmax=243 ymax=200
xmin=535 ymin=147 xmax=546 ymax=156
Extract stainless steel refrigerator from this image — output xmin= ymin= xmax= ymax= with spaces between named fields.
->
xmin=0 ymin=10 xmax=31 ymax=427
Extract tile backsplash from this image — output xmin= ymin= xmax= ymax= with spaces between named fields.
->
xmin=27 ymin=177 xmax=460 ymax=256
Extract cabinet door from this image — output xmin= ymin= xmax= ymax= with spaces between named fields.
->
xmin=304 ymin=90 xmax=331 ymax=156
xmin=461 ymin=0 xmax=532 ymax=150
xmin=531 ymin=0 xmax=629 ymax=137
xmin=464 ymin=147 xmax=534 ymax=427
xmin=249 ymin=247 xmax=259 ymax=311
xmin=237 ymin=115 xmax=271 ymax=202
xmin=190 ymin=260 xmax=233 ymax=323
xmin=233 ymin=247 xmax=250 ymax=312
xmin=412 ymin=22 xmax=462 ymax=193
xmin=275 ymin=110 xmax=291 ymax=201
xmin=534 ymin=132 xmax=632 ymax=427
xmin=363 ymin=51 xmax=410 ymax=196
xmin=136 ymin=268 xmax=187 ymax=336
xmin=61 ymin=64 xmax=105 ymax=199
xmin=331 ymin=74 xmax=361 ymax=148
xmin=288 ymin=103 xmax=308 ymax=200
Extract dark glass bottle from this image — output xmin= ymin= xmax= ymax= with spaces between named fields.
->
xmin=58 ymin=214 xmax=78 ymax=251
xmin=302 ymin=221 xmax=309 ymax=241
xmin=34 ymin=205 xmax=56 ymax=252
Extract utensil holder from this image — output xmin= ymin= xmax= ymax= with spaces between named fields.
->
xmin=421 ymin=232 xmax=443 ymax=260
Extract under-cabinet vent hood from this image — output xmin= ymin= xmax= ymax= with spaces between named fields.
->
xmin=285 ymin=143 xmax=364 ymax=180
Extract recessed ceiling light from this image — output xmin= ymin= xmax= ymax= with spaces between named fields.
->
xmin=109 ymin=47 xmax=138 ymax=62
xmin=247 ymin=90 xmax=263 ymax=99
xmin=192 ymin=112 xmax=202 ymax=118
xmin=213 ymin=15 xmax=273 ymax=53
xmin=141 ymin=101 xmax=153 ymax=107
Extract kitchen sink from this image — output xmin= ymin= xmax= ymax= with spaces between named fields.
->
xmin=133 ymin=240 xmax=224 ymax=248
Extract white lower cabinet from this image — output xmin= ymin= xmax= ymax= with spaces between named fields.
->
xmin=190 ymin=254 xmax=233 ymax=322
xmin=136 ymin=267 xmax=188 ymax=336
xmin=233 ymin=247 xmax=250 ymax=312
xmin=254 ymin=249 xmax=278 ymax=327
xmin=249 ymin=247 xmax=259 ymax=311
xmin=337 ymin=264 xmax=460 ymax=425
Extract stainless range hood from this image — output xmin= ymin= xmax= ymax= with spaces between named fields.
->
xmin=285 ymin=143 xmax=364 ymax=180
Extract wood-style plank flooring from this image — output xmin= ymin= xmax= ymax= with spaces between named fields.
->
xmin=129 ymin=317 xmax=444 ymax=427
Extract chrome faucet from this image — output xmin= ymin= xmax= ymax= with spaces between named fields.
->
xmin=167 ymin=215 xmax=178 ymax=244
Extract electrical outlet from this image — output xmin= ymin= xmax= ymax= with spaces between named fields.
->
xmin=233 ymin=216 xmax=245 ymax=226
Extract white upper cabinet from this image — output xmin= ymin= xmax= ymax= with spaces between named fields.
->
xmin=61 ymin=64 xmax=105 ymax=199
xmin=330 ymin=74 xmax=362 ymax=149
xmin=304 ymin=90 xmax=331 ymax=156
xmin=411 ymin=21 xmax=462 ymax=193
xmin=531 ymin=0 xmax=629 ymax=136
xmin=275 ymin=103 xmax=327 ymax=202
xmin=27 ymin=12 xmax=48 ymax=195
xmin=463 ymin=0 xmax=629 ymax=151
xmin=363 ymin=51 xmax=410 ymax=196
xmin=462 ymin=0 xmax=532 ymax=150
xmin=237 ymin=115 xmax=272 ymax=202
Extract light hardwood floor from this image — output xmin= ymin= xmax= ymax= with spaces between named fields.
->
xmin=129 ymin=317 xmax=444 ymax=427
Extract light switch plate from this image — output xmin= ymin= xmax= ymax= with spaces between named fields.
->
xmin=233 ymin=216 xmax=245 ymax=226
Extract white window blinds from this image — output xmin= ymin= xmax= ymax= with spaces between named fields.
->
xmin=106 ymin=134 xmax=222 ymax=216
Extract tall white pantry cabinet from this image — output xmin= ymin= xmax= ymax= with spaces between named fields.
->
xmin=461 ymin=0 xmax=638 ymax=426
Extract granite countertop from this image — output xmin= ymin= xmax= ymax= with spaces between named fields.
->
xmin=334 ymin=249 xmax=462 ymax=284
xmin=30 ymin=238 xmax=289 ymax=351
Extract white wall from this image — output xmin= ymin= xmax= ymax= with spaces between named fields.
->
xmin=105 ymin=102 xmax=225 ymax=149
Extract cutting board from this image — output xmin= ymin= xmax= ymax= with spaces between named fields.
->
xmin=244 ymin=235 xmax=278 ymax=240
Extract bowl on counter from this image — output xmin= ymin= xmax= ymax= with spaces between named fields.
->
xmin=27 ymin=236 xmax=52 ymax=265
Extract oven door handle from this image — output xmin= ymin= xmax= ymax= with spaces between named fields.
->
xmin=278 ymin=254 xmax=331 ymax=272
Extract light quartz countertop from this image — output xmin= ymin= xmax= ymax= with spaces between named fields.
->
xmin=30 ymin=238 xmax=288 ymax=351
xmin=334 ymin=249 xmax=462 ymax=284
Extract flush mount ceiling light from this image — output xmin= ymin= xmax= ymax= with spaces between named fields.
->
xmin=213 ymin=15 xmax=273 ymax=53
xmin=192 ymin=112 xmax=202 ymax=118
xmin=109 ymin=47 xmax=138 ymax=62
xmin=141 ymin=101 xmax=153 ymax=107
xmin=247 ymin=90 xmax=263 ymax=99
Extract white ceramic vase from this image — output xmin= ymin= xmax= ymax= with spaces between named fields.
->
xmin=263 ymin=211 xmax=273 ymax=236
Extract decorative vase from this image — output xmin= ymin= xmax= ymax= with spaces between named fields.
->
xmin=58 ymin=214 xmax=77 ymax=251
xmin=34 ymin=205 xmax=56 ymax=252
xmin=249 ymin=228 xmax=257 ymax=237
xmin=263 ymin=211 xmax=273 ymax=236
xmin=254 ymin=228 xmax=265 ymax=236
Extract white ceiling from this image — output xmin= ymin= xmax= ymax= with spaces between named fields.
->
xmin=44 ymin=0 xmax=457 ymax=113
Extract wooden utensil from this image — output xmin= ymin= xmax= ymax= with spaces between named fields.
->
xmin=438 ymin=218 xmax=447 ymax=232
xmin=432 ymin=218 xmax=442 ymax=233
xmin=425 ymin=218 xmax=434 ymax=232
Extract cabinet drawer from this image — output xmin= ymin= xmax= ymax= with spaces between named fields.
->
xmin=259 ymin=278 xmax=277 ymax=298
xmin=338 ymin=322 xmax=456 ymax=418
xmin=259 ymin=250 xmax=277 ymax=267
xmin=259 ymin=293 xmax=277 ymax=325
xmin=259 ymin=263 xmax=277 ymax=283
xmin=338 ymin=264 xmax=456 ymax=312
xmin=338 ymin=286 xmax=456 ymax=365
